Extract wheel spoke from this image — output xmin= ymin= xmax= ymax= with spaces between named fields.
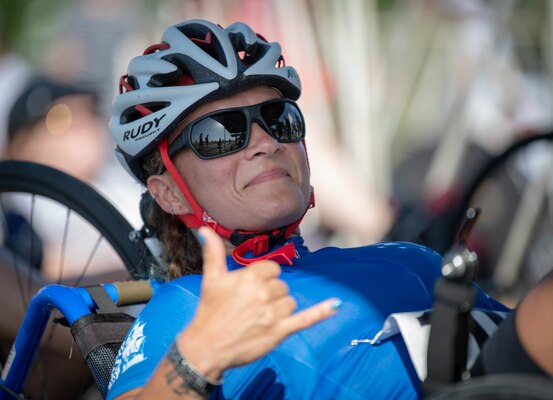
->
xmin=0 ymin=160 xmax=153 ymax=399
xmin=57 ymin=207 xmax=71 ymax=284
xmin=72 ymin=235 xmax=103 ymax=287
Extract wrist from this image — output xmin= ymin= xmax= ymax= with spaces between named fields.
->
xmin=166 ymin=340 xmax=223 ymax=398
xmin=177 ymin=328 xmax=225 ymax=381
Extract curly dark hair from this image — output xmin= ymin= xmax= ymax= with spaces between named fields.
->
xmin=141 ymin=151 xmax=203 ymax=279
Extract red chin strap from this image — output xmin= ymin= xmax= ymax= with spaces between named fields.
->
xmin=158 ymin=138 xmax=314 ymax=266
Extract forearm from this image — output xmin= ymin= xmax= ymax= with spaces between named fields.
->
xmin=115 ymin=331 xmax=224 ymax=400
xmin=128 ymin=358 xmax=209 ymax=400
xmin=116 ymin=357 xmax=215 ymax=400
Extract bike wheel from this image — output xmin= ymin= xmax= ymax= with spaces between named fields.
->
xmin=0 ymin=160 xmax=150 ymax=400
xmin=0 ymin=160 xmax=149 ymax=280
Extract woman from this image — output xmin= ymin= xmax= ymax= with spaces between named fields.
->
xmin=107 ymin=20 xmax=507 ymax=399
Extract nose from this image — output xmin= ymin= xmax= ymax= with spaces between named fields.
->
xmin=243 ymin=122 xmax=282 ymax=159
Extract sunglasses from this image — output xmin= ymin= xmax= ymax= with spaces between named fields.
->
xmin=168 ymin=98 xmax=306 ymax=160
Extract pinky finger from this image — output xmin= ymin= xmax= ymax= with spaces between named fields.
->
xmin=277 ymin=298 xmax=342 ymax=337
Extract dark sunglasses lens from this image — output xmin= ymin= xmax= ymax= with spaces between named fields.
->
xmin=190 ymin=111 xmax=248 ymax=158
xmin=261 ymin=102 xmax=304 ymax=141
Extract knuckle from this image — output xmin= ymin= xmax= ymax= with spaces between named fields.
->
xmin=253 ymin=261 xmax=281 ymax=276
xmin=284 ymin=296 xmax=297 ymax=313
xmin=266 ymin=260 xmax=281 ymax=271
xmin=242 ymin=269 xmax=260 ymax=283
xmin=256 ymin=287 xmax=271 ymax=302
xmin=279 ymin=281 xmax=290 ymax=295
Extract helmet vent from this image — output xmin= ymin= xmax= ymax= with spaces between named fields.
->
xmin=237 ymin=50 xmax=258 ymax=67
xmin=120 ymin=102 xmax=169 ymax=124
xmin=152 ymin=54 xmax=196 ymax=88
xmin=148 ymin=64 xmax=184 ymax=88
xmin=177 ymin=23 xmax=227 ymax=68
xmin=228 ymin=32 xmax=269 ymax=68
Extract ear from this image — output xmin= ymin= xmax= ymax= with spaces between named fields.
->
xmin=147 ymin=174 xmax=192 ymax=215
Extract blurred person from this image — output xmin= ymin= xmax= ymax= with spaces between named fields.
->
xmin=0 ymin=54 xmax=30 ymax=150
xmin=470 ymin=267 xmax=553 ymax=380
xmin=1 ymin=76 xmax=141 ymax=400
xmin=6 ymin=76 xmax=107 ymax=181
xmin=4 ymin=76 xmax=142 ymax=281
xmin=105 ymin=20 xmax=507 ymax=400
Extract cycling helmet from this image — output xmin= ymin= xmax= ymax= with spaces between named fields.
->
xmin=112 ymin=19 xmax=311 ymax=266
xmin=110 ymin=19 xmax=302 ymax=183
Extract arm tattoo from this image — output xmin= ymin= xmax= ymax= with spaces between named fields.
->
xmin=163 ymin=359 xmax=207 ymax=399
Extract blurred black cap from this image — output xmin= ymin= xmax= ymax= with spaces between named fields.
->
xmin=7 ymin=77 xmax=96 ymax=140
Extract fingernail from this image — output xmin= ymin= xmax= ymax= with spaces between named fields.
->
xmin=331 ymin=299 xmax=343 ymax=310
xmin=197 ymin=231 xmax=206 ymax=246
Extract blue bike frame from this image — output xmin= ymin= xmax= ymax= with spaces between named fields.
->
xmin=0 ymin=281 xmax=159 ymax=399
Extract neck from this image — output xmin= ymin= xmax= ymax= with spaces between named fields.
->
xmin=193 ymin=227 xmax=301 ymax=256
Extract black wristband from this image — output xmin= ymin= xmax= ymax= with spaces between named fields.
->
xmin=166 ymin=341 xmax=223 ymax=397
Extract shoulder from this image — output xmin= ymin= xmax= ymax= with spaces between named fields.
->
xmin=309 ymin=241 xmax=440 ymax=263
xmin=133 ymin=275 xmax=203 ymax=332
xmin=343 ymin=241 xmax=441 ymax=264
xmin=310 ymin=241 xmax=442 ymax=282
xmin=146 ymin=275 xmax=202 ymax=308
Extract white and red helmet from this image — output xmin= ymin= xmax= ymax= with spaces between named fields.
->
xmin=110 ymin=19 xmax=301 ymax=183
xmin=111 ymin=20 xmax=311 ymax=265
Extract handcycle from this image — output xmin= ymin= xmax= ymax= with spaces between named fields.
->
xmin=0 ymin=160 xmax=160 ymax=399
xmin=1 ymin=154 xmax=553 ymax=399
xmin=388 ymin=128 xmax=553 ymax=302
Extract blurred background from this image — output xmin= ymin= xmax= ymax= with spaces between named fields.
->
xmin=2 ymin=0 xmax=553 ymax=305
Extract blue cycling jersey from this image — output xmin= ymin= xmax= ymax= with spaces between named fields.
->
xmin=107 ymin=238 xmax=507 ymax=399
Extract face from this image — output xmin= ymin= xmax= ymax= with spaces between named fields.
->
xmin=8 ymin=95 xmax=107 ymax=182
xmin=170 ymin=86 xmax=311 ymax=232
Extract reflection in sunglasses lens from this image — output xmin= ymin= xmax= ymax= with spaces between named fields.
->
xmin=262 ymin=102 xmax=304 ymax=141
xmin=191 ymin=111 xmax=247 ymax=158
xmin=188 ymin=102 xmax=303 ymax=159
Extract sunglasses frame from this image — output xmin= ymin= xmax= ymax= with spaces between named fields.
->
xmin=168 ymin=98 xmax=306 ymax=160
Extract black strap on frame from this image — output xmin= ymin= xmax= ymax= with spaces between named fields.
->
xmin=423 ymin=208 xmax=480 ymax=395
xmin=70 ymin=285 xmax=135 ymax=399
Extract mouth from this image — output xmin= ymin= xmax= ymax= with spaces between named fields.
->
xmin=246 ymin=168 xmax=290 ymax=187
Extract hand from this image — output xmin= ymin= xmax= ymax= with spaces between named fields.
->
xmin=177 ymin=227 xmax=340 ymax=380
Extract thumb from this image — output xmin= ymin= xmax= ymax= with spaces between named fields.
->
xmin=199 ymin=226 xmax=229 ymax=280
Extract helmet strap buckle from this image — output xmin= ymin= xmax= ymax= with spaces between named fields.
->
xmin=252 ymin=235 xmax=269 ymax=255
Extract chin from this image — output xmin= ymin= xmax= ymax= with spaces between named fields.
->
xmin=225 ymin=203 xmax=303 ymax=232
xmin=215 ymin=187 xmax=310 ymax=231
xmin=257 ymin=200 xmax=307 ymax=230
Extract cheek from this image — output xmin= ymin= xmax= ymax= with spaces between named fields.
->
xmin=180 ymin=157 xmax=237 ymax=203
xmin=292 ymin=145 xmax=311 ymax=189
xmin=17 ymin=133 xmax=63 ymax=163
